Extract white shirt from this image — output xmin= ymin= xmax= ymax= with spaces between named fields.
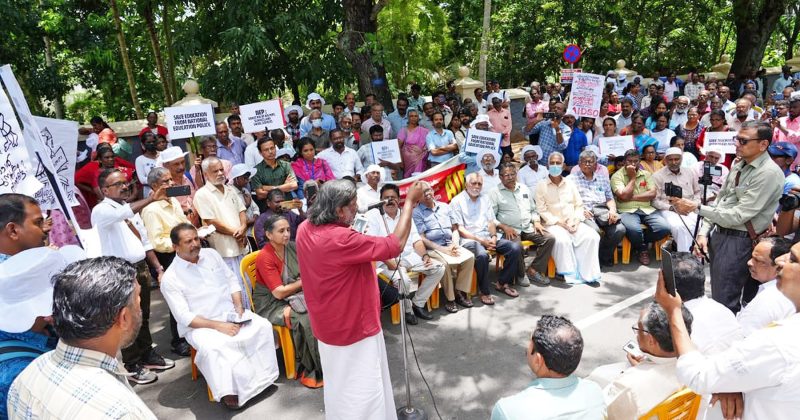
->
xmin=450 ymin=191 xmax=495 ymax=239
xmin=677 ymin=313 xmax=800 ymax=420
xmin=356 ymin=183 xmax=381 ymax=213
xmin=737 ymin=280 xmax=796 ymax=336
xmin=651 ymin=128 xmax=677 ymax=154
xmin=366 ymin=208 xmax=424 ymax=268
xmin=90 ymin=198 xmax=150 ymax=263
xmin=664 ymin=81 xmax=679 ymax=100
xmin=614 ymin=113 xmax=632 ymax=133
xmin=479 ymin=170 xmax=502 ymax=193
xmin=244 ymin=142 xmax=262 ymax=168
xmin=192 ymin=183 xmax=247 ymax=258
xmin=317 ymin=146 xmax=364 ymax=179
xmin=160 ymin=248 xmax=242 ymax=337
xmin=517 ymin=164 xmax=549 ymax=193
xmin=684 ymin=296 xmax=743 ymax=355
xmin=134 ymin=154 xmax=157 ymax=187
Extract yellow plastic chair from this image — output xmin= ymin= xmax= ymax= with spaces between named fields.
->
xmin=621 ymin=227 xmax=670 ymax=264
xmin=379 ymin=271 xmax=429 ymax=324
xmin=639 ymin=387 xmax=702 ymax=420
xmin=494 ymin=240 xmax=556 ymax=278
xmin=241 ymin=250 xmax=297 ymax=380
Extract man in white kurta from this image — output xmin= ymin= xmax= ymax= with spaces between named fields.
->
xmin=534 ymin=152 xmax=601 ymax=284
xmin=651 ymin=148 xmax=701 ymax=252
xmin=160 ymin=224 xmax=278 ymax=408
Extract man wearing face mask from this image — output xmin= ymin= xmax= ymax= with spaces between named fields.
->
xmin=300 ymin=93 xmax=337 ymax=137
xmin=318 ymin=129 xmax=364 ymax=181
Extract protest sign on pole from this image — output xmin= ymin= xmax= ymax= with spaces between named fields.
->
xmin=560 ymin=68 xmax=582 ymax=84
xmin=239 ymin=99 xmax=285 ymax=133
xmin=464 ymin=129 xmax=502 ymax=155
xmin=371 ymin=139 xmax=402 ymax=163
xmin=597 ymin=135 xmax=635 ymax=158
xmin=568 ymin=72 xmax=605 ymax=118
xmin=164 ymin=104 xmax=216 ymax=139
xmin=0 ymin=85 xmax=42 ymax=196
xmin=31 ymin=116 xmax=79 ymax=209
xmin=703 ymin=131 xmax=737 ymax=155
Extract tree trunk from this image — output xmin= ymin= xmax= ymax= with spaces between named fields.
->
xmin=110 ymin=0 xmax=143 ymax=119
xmin=337 ymin=0 xmax=394 ymax=112
xmin=142 ymin=3 xmax=173 ymax=104
xmin=162 ymin=0 xmax=178 ymax=102
xmin=780 ymin=4 xmax=800 ymax=60
xmin=42 ymin=35 xmax=64 ymax=119
xmin=478 ymin=0 xmax=491 ymax=84
xmin=730 ymin=0 xmax=790 ymax=75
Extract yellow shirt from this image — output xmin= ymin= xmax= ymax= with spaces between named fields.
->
xmin=193 ymin=183 xmax=247 ymax=258
xmin=141 ymin=198 xmax=189 ymax=253
xmin=534 ymin=177 xmax=585 ymax=226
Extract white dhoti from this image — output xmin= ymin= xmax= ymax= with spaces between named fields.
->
xmin=222 ymin=254 xmax=249 ymax=309
xmin=186 ymin=312 xmax=279 ymax=404
xmin=318 ymin=331 xmax=396 ymax=420
xmin=658 ymin=210 xmax=698 ymax=252
xmin=548 ymin=224 xmax=601 ymax=283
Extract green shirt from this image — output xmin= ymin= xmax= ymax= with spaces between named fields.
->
xmin=250 ymin=159 xmax=297 ymax=200
xmin=610 ymin=168 xmax=656 ymax=214
xmin=699 ymin=151 xmax=784 ymax=236
xmin=489 ymin=182 xmax=540 ymax=234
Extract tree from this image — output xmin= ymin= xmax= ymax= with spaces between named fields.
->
xmin=140 ymin=0 xmax=173 ymax=104
xmin=338 ymin=0 xmax=394 ymax=111
xmin=730 ymin=0 xmax=790 ymax=75
xmin=109 ymin=0 xmax=143 ymax=118
xmin=778 ymin=3 xmax=800 ymax=60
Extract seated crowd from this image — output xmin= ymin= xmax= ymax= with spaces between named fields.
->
xmin=2 ymin=72 xmax=800 ymax=418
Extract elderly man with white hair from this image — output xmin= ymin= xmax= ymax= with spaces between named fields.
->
xmin=476 ymin=149 xmax=502 ymax=192
xmin=300 ymin=93 xmax=337 ymax=136
xmin=517 ymin=145 xmax=548 ymax=192
xmin=534 ymin=152 xmax=601 ymax=284
xmin=652 ymin=147 xmax=702 ymax=252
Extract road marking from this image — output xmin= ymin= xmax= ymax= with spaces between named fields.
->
xmin=575 ymin=286 xmax=655 ymax=330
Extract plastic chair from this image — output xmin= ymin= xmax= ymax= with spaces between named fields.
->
xmin=379 ymin=271 xmax=428 ymax=325
xmin=241 ymin=250 xmax=297 ymax=380
xmin=621 ymin=229 xmax=670 ymax=264
xmin=189 ymin=346 xmax=215 ymax=401
xmin=639 ymin=387 xmax=702 ymax=420
xmin=494 ymin=240 xmax=556 ymax=278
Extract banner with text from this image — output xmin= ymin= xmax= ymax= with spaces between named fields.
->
xmin=31 ymin=116 xmax=79 ymax=209
xmin=164 ymin=104 xmax=216 ymax=139
xmin=240 ymin=99 xmax=286 ymax=133
xmin=371 ymin=139 xmax=402 ymax=163
xmin=568 ymin=72 xmax=605 ymax=118
xmin=703 ymin=131 xmax=737 ymax=155
xmin=464 ymin=129 xmax=502 ymax=155
xmin=0 ymin=85 xmax=42 ymax=196
xmin=597 ymin=135 xmax=635 ymax=158
xmin=560 ymin=68 xmax=582 ymax=84
xmin=395 ymin=156 xmax=465 ymax=204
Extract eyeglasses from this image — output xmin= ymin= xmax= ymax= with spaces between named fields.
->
xmin=579 ymin=160 xmax=597 ymax=166
xmin=631 ymin=325 xmax=649 ymax=335
xmin=735 ymin=136 xmax=763 ymax=145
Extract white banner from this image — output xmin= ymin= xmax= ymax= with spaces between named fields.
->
xmin=464 ymin=129 xmax=502 ymax=155
xmin=164 ymin=104 xmax=216 ymax=139
xmin=703 ymin=131 xmax=737 ymax=155
xmin=371 ymin=139 xmax=402 ymax=163
xmin=239 ymin=99 xmax=285 ymax=133
xmin=32 ymin=116 xmax=79 ymax=209
xmin=568 ymin=72 xmax=605 ymax=118
xmin=0 ymin=86 xmax=42 ymax=196
xmin=597 ymin=135 xmax=635 ymax=158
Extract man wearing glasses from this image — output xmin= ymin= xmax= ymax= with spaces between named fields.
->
xmin=673 ymin=121 xmax=784 ymax=313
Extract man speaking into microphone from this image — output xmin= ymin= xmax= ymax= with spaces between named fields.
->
xmin=297 ymin=179 xmax=425 ymax=420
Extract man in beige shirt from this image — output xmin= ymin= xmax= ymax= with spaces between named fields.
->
xmin=651 ymin=148 xmax=702 ymax=252
xmin=673 ymin=121 xmax=784 ymax=312
xmin=192 ymin=157 xmax=250 ymax=307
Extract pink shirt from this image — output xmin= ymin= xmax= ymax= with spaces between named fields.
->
xmin=525 ymin=101 xmax=548 ymax=124
xmin=773 ymin=115 xmax=800 ymax=170
xmin=296 ymin=221 xmax=401 ymax=345
xmin=487 ymin=108 xmax=512 ymax=147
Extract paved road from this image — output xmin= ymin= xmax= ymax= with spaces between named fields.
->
xmin=136 ymin=254 xmax=663 ymax=420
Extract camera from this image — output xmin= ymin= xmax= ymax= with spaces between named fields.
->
xmin=779 ymin=193 xmax=800 ymax=212
xmin=543 ymin=112 xmax=556 ymax=119
xmin=699 ymin=161 xmax=722 ymax=186
xmin=665 ymin=182 xmax=683 ymax=198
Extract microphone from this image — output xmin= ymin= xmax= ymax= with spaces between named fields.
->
xmin=365 ymin=200 xmax=388 ymax=212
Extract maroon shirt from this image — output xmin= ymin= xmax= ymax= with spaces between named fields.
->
xmin=296 ymin=220 xmax=400 ymax=346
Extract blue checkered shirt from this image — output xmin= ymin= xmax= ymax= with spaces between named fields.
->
xmin=526 ymin=119 xmax=569 ymax=165
xmin=568 ymin=170 xmax=613 ymax=212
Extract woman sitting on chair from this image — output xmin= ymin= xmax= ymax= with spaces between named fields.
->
xmin=254 ymin=215 xmax=323 ymax=388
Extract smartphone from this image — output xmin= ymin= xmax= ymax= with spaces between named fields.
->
xmin=623 ymin=339 xmax=644 ymax=358
xmin=305 ymin=183 xmax=318 ymax=200
xmin=352 ymin=213 xmax=369 ymax=234
xmin=226 ymin=312 xmax=252 ymax=325
xmin=660 ymin=240 xmax=677 ymax=296
xmin=543 ymin=112 xmax=556 ymax=119
xmin=772 ymin=107 xmax=779 ymax=119
xmin=279 ymin=200 xmax=300 ymax=210
xmin=166 ymin=185 xmax=192 ymax=197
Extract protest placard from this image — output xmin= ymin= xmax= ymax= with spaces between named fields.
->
xmin=371 ymin=139 xmax=402 ymax=163
xmin=31 ymin=116 xmax=79 ymax=209
xmin=704 ymin=131 xmax=737 ymax=155
xmin=164 ymin=104 xmax=216 ymax=139
xmin=239 ymin=99 xmax=285 ymax=133
xmin=560 ymin=68 xmax=582 ymax=84
xmin=568 ymin=72 xmax=605 ymax=118
xmin=597 ymin=135 xmax=635 ymax=158
xmin=464 ymin=129 xmax=502 ymax=155
xmin=0 ymin=85 xmax=42 ymax=196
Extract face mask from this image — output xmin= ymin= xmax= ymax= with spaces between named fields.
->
xmin=548 ymin=165 xmax=562 ymax=176
xmin=311 ymin=119 xmax=322 ymax=128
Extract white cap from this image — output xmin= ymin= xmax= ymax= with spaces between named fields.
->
xmin=284 ymin=104 xmax=303 ymax=120
xmin=472 ymin=114 xmax=493 ymax=129
xmin=156 ymin=146 xmax=188 ymax=166
xmin=0 ymin=246 xmax=86 ymax=333
xmin=477 ymin=149 xmax=501 ymax=166
xmin=276 ymin=148 xmax=294 ymax=159
xmin=705 ymin=146 xmax=724 ymax=157
xmin=305 ymin=93 xmax=326 ymax=109
xmin=664 ymin=147 xmax=682 ymax=157
xmin=521 ymin=145 xmax=543 ymax=159
xmin=229 ymin=163 xmax=256 ymax=180
xmin=364 ymin=164 xmax=384 ymax=183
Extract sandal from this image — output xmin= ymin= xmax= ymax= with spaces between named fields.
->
xmin=480 ymin=294 xmax=495 ymax=305
xmin=444 ymin=301 xmax=459 ymax=313
xmin=494 ymin=282 xmax=519 ymax=298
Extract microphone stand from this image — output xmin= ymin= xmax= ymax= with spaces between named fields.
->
xmin=377 ymin=204 xmax=427 ymax=420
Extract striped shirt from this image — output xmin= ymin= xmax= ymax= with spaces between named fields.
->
xmin=7 ymin=341 xmax=156 ymax=419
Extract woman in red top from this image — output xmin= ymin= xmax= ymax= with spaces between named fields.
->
xmin=254 ymin=214 xmax=323 ymax=388
xmin=696 ymin=109 xmax=735 ymax=167
xmin=73 ymin=143 xmax=135 ymax=208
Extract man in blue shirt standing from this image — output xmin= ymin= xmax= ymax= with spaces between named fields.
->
xmin=492 ymin=315 xmax=604 ymax=420
xmin=768 ymin=142 xmax=800 ymax=194
xmin=561 ymin=112 xmax=587 ymax=172
xmin=526 ymin=102 xmax=568 ymax=165
xmin=425 ymin=112 xmax=458 ymax=166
